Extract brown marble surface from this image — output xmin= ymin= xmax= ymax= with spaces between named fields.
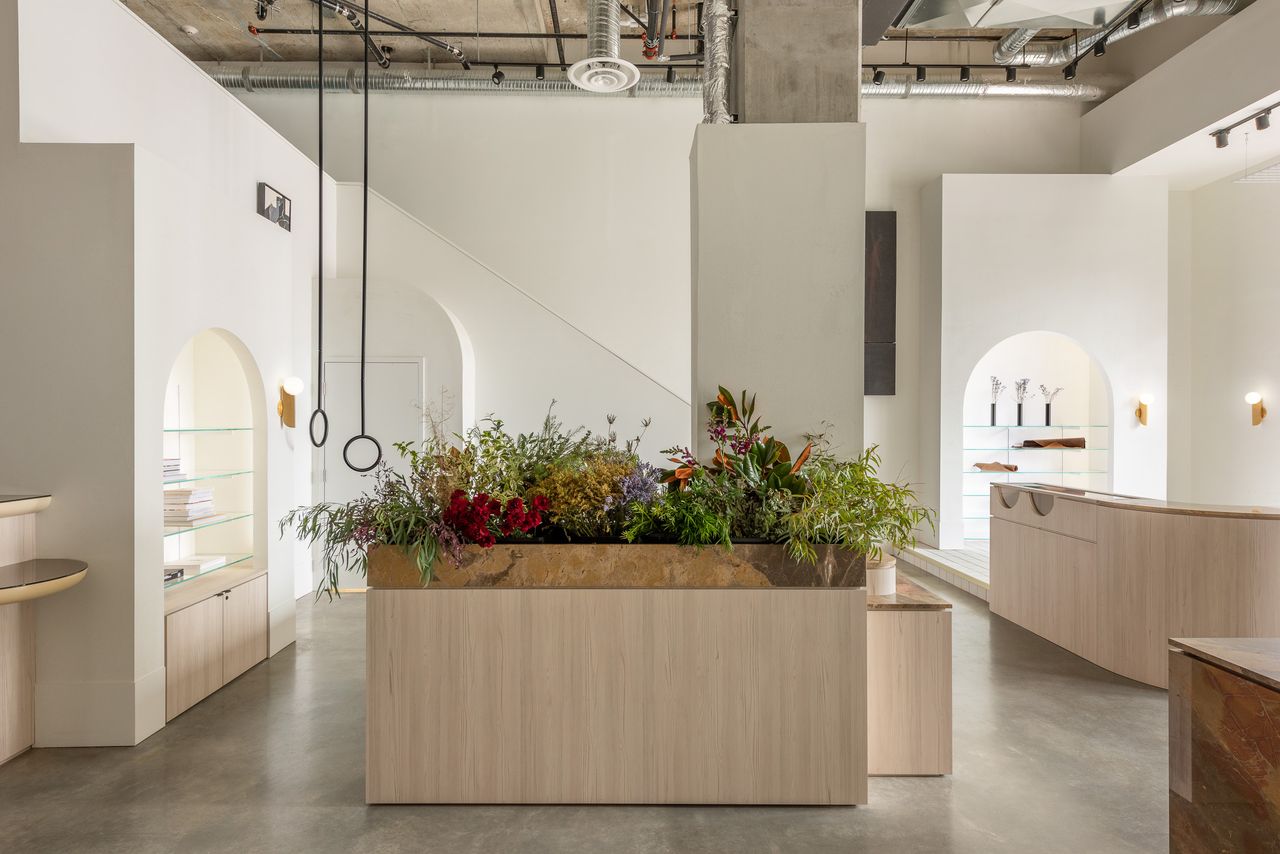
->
xmin=867 ymin=576 xmax=952 ymax=611
xmin=1170 ymin=655 xmax=1280 ymax=853
xmin=367 ymin=543 xmax=866 ymax=589
xmin=1171 ymin=638 xmax=1280 ymax=695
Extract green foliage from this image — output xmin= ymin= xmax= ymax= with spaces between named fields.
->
xmin=624 ymin=477 xmax=733 ymax=548
xmin=783 ymin=445 xmax=934 ymax=564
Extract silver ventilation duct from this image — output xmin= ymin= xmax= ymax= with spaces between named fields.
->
xmin=569 ymin=0 xmax=641 ymax=92
xmin=206 ymin=67 xmax=1121 ymax=101
xmin=993 ymin=0 xmax=1239 ymax=67
xmin=702 ymin=0 xmax=732 ymax=123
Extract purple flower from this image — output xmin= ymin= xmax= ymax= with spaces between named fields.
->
xmin=619 ymin=462 xmax=661 ymax=507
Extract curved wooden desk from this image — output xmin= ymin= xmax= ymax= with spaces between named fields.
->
xmin=989 ymin=483 xmax=1280 ymax=689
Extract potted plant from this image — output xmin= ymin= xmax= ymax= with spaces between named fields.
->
xmin=783 ymin=443 xmax=932 ymax=595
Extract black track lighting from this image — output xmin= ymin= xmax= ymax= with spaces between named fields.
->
xmin=873 ymin=67 xmax=886 ymax=86
xmin=1006 ymin=66 xmax=1017 ymax=83
xmin=1257 ymin=110 xmax=1272 ymax=131
xmin=536 ymin=64 xmax=545 ymax=81
xmin=1127 ymin=9 xmax=1142 ymax=29
xmin=1064 ymin=62 xmax=1077 ymax=80
xmin=491 ymin=65 xmax=504 ymax=86
xmin=916 ymin=65 xmax=926 ymax=82
xmin=665 ymin=66 xmax=675 ymax=84
xmin=1214 ymin=129 xmax=1230 ymax=149
xmin=960 ymin=65 xmax=971 ymax=82
xmin=1094 ymin=38 xmax=1106 ymax=57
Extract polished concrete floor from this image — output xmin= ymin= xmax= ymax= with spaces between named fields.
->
xmin=0 ymin=567 xmax=1168 ymax=853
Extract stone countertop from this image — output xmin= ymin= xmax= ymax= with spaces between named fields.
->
xmin=0 ymin=494 xmax=51 ymax=519
xmin=1170 ymin=638 xmax=1280 ymax=694
xmin=867 ymin=576 xmax=952 ymax=611
xmin=994 ymin=482 xmax=1280 ymax=521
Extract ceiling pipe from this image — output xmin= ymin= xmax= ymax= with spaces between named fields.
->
xmin=644 ymin=0 xmax=662 ymax=58
xmin=569 ymin=0 xmax=641 ymax=91
xmin=205 ymin=67 xmax=1122 ymax=101
xmin=992 ymin=0 xmax=1239 ymax=67
xmin=323 ymin=3 xmax=390 ymax=69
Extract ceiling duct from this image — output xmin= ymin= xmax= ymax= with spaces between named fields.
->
xmin=568 ymin=0 xmax=640 ymax=92
xmin=993 ymin=0 xmax=1239 ymax=66
xmin=205 ymin=67 xmax=1121 ymax=101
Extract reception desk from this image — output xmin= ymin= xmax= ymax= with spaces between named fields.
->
xmin=989 ymin=483 xmax=1280 ymax=688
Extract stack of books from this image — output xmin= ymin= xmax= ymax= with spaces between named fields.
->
xmin=164 ymin=488 xmax=217 ymax=526
xmin=163 ymin=458 xmax=187 ymax=482
xmin=164 ymin=554 xmax=226 ymax=583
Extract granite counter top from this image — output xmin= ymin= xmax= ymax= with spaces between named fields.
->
xmin=1170 ymin=637 xmax=1280 ymax=694
xmin=867 ymin=576 xmax=952 ymax=611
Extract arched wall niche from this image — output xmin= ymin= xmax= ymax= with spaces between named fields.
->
xmin=957 ymin=331 xmax=1113 ymax=543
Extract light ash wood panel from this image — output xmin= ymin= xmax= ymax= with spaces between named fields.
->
xmin=989 ymin=519 xmax=1097 ymax=662
xmin=990 ymin=487 xmax=1095 ymax=542
xmin=165 ymin=596 xmax=223 ymax=721
xmin=367 ymin=589 xmax=867 ymax=805
xmin=221 ymin=574 xmax=267 ymax=684
xmin=1096 ymin=507 xmax=1173 ymax=687
xmin=0 ymin=602 xmax=34 ymax=765
xmin=0 ymin=514 xmax=36 ymax=765
xmin=867 ymin=610 xmax=951 ymax=775
xmin=164 ymin=565 xmax=265 ymax=615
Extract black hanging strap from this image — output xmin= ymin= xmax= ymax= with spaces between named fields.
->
xmin=309 ymin=0 xmax=329 ymax=448
xmin=343 ymin=0 xmax=382 ymax=473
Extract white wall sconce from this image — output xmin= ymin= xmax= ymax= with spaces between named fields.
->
xmin=1135 ymin=394 xmax=1153 ymax=426
xmin=1245 ymin=392 xmax=1267 ymax=426
xmin=278 ymin=376 xmax=305 ymax=428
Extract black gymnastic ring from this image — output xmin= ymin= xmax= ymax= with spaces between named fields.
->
xmin=343 ymin=433 xmax=382 ymax=472
xmin=309 ymin=408 xmax=329 ymax=448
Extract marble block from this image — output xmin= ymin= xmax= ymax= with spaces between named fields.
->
xmin=367 ymin=543 xmax=867 ymax=589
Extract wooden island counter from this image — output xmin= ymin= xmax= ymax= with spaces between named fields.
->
xmin=989 ymin=483 xmax=1280 ymax=688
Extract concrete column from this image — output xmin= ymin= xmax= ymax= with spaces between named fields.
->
xmin=735 ymin=0 xmax=862 ymax=124
xmin=690 ymin=122 xmax=865 ymax=457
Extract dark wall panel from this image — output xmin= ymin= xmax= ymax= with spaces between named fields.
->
xmin=865 ymin=211 xmax=897 ymax=395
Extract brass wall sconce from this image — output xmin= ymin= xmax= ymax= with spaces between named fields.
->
xmin=1135 ymin=394 xmax=1153 ymax=426
xmin=278 ymin=377 xmax=305 ymax=428
xmin=1245 ymin=392 xmax=1267 ymax=426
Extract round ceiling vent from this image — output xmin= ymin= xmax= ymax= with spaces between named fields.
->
xmin=568 ymin=57 xmax=640 ymax=93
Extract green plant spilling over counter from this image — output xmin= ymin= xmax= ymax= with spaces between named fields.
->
xmin=282 ymin=387 xmax=933 ymax=597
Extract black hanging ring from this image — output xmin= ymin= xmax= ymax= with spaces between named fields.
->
xmin=342 ymin=433 xmax=382 ymax=472
xmin=309 ymin=408 xmax=329 ymax=448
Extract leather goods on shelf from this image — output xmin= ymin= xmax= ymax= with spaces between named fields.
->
xmin=974 ymin=462 xmax=1019 ymax=472
xmin=1017 ymin=437 xmax=1086 ymax=449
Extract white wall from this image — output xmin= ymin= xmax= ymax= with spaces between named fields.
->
xmin=0 ymin=0 xmax=320 ymax=744
xmin=862 ymin=99 xmax=1084 ymax=487
xmin=237 ymin=90 xmax=701 ymax=423
xmin=921 ymin=174 xmax=1169 ymax=548
xmin=1167 ymin=177 xmax=1280 ymax=506
xmin=335 ymin=184 xmax=691 ymax=461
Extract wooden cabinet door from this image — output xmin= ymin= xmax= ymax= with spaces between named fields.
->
xmin=165 ymin=596 xmax=224 ymax=721
xmin=222 ymin=574 xmax=267 ymax=684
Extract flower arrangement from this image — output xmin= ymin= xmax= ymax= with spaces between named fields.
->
xmin=1039 ymin=384 xmax=1063 ymax=404
xmin=1014 ymin=378 xmax=1031 ymax=404
xmin=990 ymin=376 xmax=1007 ymax=404
xmin=282 ymin=388 xmax=934 ymax=597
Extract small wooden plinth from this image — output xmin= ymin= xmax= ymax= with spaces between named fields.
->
xmin=366 ymin=544 xmax=868 ymax=805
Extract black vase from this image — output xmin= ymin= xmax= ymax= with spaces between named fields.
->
xmin=1045 ymin=403 xmax=1052 ymax=426
xmin=990 ymin=402 xmax=997 ymax=427
xmin=1016 ymin=403 xmax=1024 ymax=426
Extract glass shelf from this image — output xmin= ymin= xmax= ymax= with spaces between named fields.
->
xmin=163 ymin=427 xmax=253 ymax=433
xmin=962 ymin=471 xmax=1105 ymax=478
xmin=164 ymin=553 xmax=253 ymax=589
xmin=163 ymin=512 xmax=252 ymax=537
xmin=963 ymin=447 xmax=1109 ymax=452
xmin=163 ymin=470 xmax=254 ymax=485
xmin=963 ymin=424 xmax=1110 ymax=429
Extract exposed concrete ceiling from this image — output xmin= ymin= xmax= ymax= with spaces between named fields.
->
xmin=121 ymin=0 xmax=703 ymax=67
